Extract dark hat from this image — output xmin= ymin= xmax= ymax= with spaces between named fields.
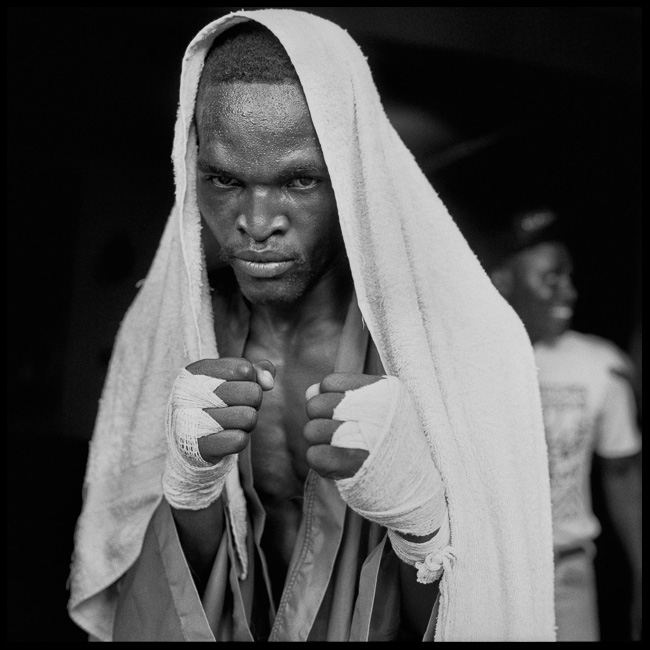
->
xmin=474 ymin=207 xmax=567 ymax=272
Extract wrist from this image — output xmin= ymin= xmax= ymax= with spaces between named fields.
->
xmin=332 ymin=376 xmax=448 ymax=537
xmin=396 ymin=528 xmax=440 ymax=543
xmin=164 ymin=368 xmax=234 ymax=510
xmin=162 ymin=449 xmax=236 ymax=510
xmin=388 ymin=513 xmax=454 ymax=584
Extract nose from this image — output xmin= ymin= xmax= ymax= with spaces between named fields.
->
xmin=558 ymin=273 xmax=577 ymax=304
xmin=236 ymin=187 xmax=289 ymax=242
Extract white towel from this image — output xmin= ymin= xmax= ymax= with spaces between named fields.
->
xmin=68 ymin=9 xmax=556 ymax=642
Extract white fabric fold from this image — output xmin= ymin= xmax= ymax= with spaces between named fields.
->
xmin=68 ymin=9 xmax=555 ymax=641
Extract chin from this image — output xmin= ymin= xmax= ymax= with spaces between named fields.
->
xmin=534 ymin=320 xmax=571 ymax=343
xmin=237 ymin=276 xmax=308 ymax=306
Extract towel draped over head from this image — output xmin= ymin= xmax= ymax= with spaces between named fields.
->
xmin=68 ymin=9 xmax=556 ymax=642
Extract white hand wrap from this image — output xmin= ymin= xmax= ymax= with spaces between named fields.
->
xmin=162 ymin=368 xmax=237 ymax=510
xmin=332 ymin=376 xmax=453 ymax=582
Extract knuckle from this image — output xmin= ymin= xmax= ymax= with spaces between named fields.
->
xmin=250 ymin=382 xmax=264 ymax=406
xmin=228 ymin=430 xmax=250 ymax=454
xmin=198 ymin=430 xmax=249 ymax=461
xmin=307 ymin=393 xmax=341 ymax=420
xmin=305 ymin=445 xmax=341 ymax=479
xmin=185 ymin=358 xmax=213 ymax=375
xmin=241 ymin=407 xmax=258 ymax=431
xmin=235 ymin=359 xmax=255 ymax=380
xmin=303 ymin=420 xmax=320 ymax=444
xmin=196 ymin=437 xmax=221 ymax=464
xmin=305 ymin=446 xmax=325 ymax=472
xmin=319 ymin=373 xmax=338 ymax=393
xmin=305 ymin=396 xmax=323 ymax=420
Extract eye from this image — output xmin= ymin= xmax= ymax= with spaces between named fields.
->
xmin=543 ymin=271 xmax=560 ymax=286
xmin=287 ymin=176 xmax=319 ymax=190
xmin=209 ymin=174 xmax=241 ymax=189
xmin=544 ymin=270 xmax=572 ymax=287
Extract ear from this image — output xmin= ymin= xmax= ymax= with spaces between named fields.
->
xmin=490 ymin=267 xmax=513 ymax=297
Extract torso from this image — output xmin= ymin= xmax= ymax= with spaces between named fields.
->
xmin=209 ymin=264 xmax=353 ymax=601
xmin=533 ymin=330 xmax=639 ymax=550
xmin=243 ymin=306 xmax=345 ymax=601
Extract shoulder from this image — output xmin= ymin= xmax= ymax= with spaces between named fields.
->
xmin=534 ymin=330 xmax=635 ymax=388
xmin=561 ymin=330 xmax=632 ymax=373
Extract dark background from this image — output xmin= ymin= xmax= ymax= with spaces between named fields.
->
xmin=6 ymin=7 xmax=641 ymax=642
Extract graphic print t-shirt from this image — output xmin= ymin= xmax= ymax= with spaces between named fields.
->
xmin=534 ymin=331 xmax=641 ymax=551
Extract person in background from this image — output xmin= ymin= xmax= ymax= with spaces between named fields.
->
xmin=482 ymin=207 xmax=642 ymax=641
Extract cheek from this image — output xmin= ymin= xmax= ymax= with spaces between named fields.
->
xmin=197 ymin=181 xmax=221 ymax=216
xmin=531 ymin=286 xmax=554 ymax=303
xmin=510 ymin=283 xmax=547 ymax=317
xmin=197 ymin=185 xmax=235 ymax=238
xmin=287 ymin=187 xmax=339 ymax=242
xmin=308 ymin=190 xmax=340 ymax=238
xmin=521 ymin=275 xmax=554 ymax=303
xmin=306 ymin=210 xmax=342 ymax=256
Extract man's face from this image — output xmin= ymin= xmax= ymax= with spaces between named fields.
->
xmin=507 ymin=241 xmax=577 ymax=343
xmin=195 ymin=82 xmax=345 ymax=306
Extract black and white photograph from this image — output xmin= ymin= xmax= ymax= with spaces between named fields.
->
xmin=7 ymin=7 xmax=641 ymax=642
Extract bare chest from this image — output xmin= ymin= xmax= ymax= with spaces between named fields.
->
xmin=243 ymin=334 xmax=338 ymax=503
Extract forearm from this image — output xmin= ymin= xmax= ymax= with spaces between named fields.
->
xmin=170 ymin=497 xmax=225 ymax=594
xmin=600 ymin=453 xmax=642 ymax=573
xmin=396 ymin=529 xmax=441 ymax=638
xmin=398 ymin=560 xmax=440 ymax=638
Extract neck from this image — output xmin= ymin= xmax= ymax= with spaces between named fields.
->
xmin=249 ymin=263 xmax=353 ymax=342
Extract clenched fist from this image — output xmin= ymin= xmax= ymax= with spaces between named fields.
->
xmin=186 ymin=357 xmax=276 ymax=464
xmin=162 ymin=357 xmax=275 ymax=510
xmin=303 ymin=372 xmax=382 ymax=479
xmin=303 ymin=372 xmax=450 ymax=572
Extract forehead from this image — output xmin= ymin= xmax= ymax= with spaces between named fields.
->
xmin=196 ymin=82 xmax=317 ymax=145
xmin=518 ymin=241 xmax=572 ymax=271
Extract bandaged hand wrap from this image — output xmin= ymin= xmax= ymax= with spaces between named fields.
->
xmin=162 ymin=368 xmax=237 ymax=510
xmin=332 ymin=376 xmax=453 ymax=583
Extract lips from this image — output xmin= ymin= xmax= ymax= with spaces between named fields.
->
xmin=232 ymin=250 xmax=296 ymax=278
xmin=235 ymin=250 xmax=292 ymax=263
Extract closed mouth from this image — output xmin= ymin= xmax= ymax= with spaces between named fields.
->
xmin=235 ymin=250 xmax=294 ymax=263
xmin=232 ymin=257 xmax=296 ymax=278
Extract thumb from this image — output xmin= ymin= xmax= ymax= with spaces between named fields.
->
xmin=305 ymin=382 xmax=321 ymax=401
xmin=253 ymin=359 xmax=276 ymax=391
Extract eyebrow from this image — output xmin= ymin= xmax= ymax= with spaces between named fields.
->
xmin=196 ymin=160 xmax=226 ymax=174
xmin=196 ymin=159 xmax=329 ymax=178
